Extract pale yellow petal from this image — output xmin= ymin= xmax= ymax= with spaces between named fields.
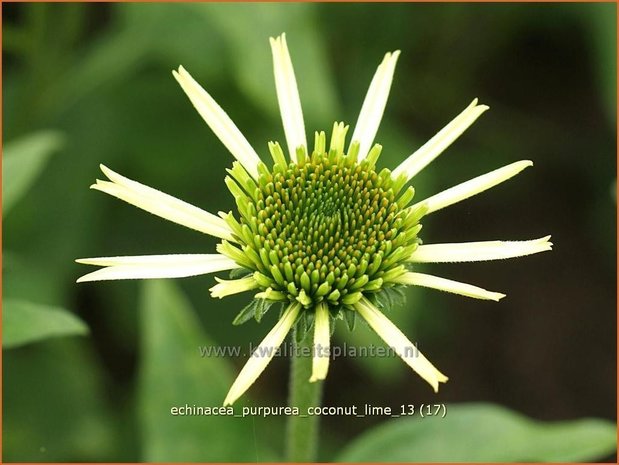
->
xmin=95 ymin=165 xmax=234 ymax=241
xmin=173 ymin=66 xmax=261 ymax=178
xmin=393 ymin=271 xmax=505 ymax=301
xmin=355 ymin=297 xmax=447 ymax=392
xmin=415 ymin=160 xmax=533 ymax=214
xmin=350 ymin=51 xmax=400 ymax=160
xmin=270 ymin=34 xmax=306 ymax=162
xmin=76 ymin=254 xmax=237 ymax=282
xmin=392 ymin=99 xmax=489 ymax=181
xmin=309 ymin=302 xmax=330 ymax=382
xmin=409 ymin=236 xmax=553 ymax=263
xmin=210 ymin=275 xmax=258 ymax=299
xmin=223 ymin=303 xmax=301 ymax=405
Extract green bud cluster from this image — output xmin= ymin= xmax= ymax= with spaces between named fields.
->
xmin=220 ymin=124 xmax=425 ymax=313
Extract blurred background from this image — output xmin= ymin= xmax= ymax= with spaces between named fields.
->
xmin=3 ymin=2 xmax=616 ymax=462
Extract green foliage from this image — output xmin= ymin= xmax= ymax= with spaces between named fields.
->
xmin=584 ymin=4 xmax=617 ymax=124
xmin=3 ymin=299 xmax=88 ymax=348
xmin=3 ymin=339 xmax=120 ymax=461
xmin=3 ymin=131 xmax=64 ymax=216
xmin=194 ymin=3 xmax=339 ymax=126
xmin=137 ymin=280 xmax=274 ymax=461
xmin=337 ymin=403 xmax=617 ymax=462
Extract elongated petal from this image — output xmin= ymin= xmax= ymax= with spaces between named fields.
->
xmin=415 ymin=160 xmax=533 ymax=214
xmin=173 ymin=66 xmax=261 ymax=178
xmin=93 ymin=165 xmax=233 ymax=241
xmin=76 ymin=254 xmax=238 ymax=282
xmin=270 ymin=34 xmax=306 ymax=162
xmin=354 ymin=297 xmax=448 ymax=392
xmin=254 ymin=287 xmax=287 ymax=301
xmin=394 ymin=271 xmax=505 ymax=301
xmin=210 ymin=275 xmax=258 ymax=299
xmin=350 ymin=51 xmax=400 ymax=161
xmin=224 ymin=303 xmax=301 ymax=405
xmin=392 ymin=99 xmax=489 ymax=181
xmin=409 ymin=236 xmax=553 ymax=263
xmin=309 ymin=302 xmax=330 ymax=382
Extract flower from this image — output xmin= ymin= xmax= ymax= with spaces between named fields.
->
xmin=77 ymin=33 xmax=552 ymax=405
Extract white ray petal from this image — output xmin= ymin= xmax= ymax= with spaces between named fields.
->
xmin=409 ymin=236 xmax=553 ymax=263
xmin=350 ymin=51 xmax=400 ymax=161
xmin=392 ymin=99 xmax=489 ymax=181
xmin=270 ymin=34 xmax=306 ymax=163
xmin=173 ymin=66 xmax=261 ymax=178
xmin=393 ymin=271 xmax=505 ymax=301
xmin=415 ymin=160 xmax=533 ymax=214
xmin=310 ymin=302 xmax=330 ymax=382
xmin=76 ymin=254 xmax=238 ymax=283
xmin=210 ymin=275 xmax=258 ymax=299
xmin=224 ymin=303 xmax=301 ymax=406
xmin=94 ymin=165 xmax=234 ymax=241
xmin=354 ymin=297 xmax=448 ymax=392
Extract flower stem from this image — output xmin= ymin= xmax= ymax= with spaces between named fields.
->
xmin=286 ymin=329 xmax=323 ymax=462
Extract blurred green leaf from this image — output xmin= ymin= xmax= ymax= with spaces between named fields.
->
xmin=3 ymin=338 xmax=120 ymax=461
xmin=198 ymin=3 xmax=339 ymax=126
xmin=117 ymin=3 xmax=225 ymax=75
xmin=3 ymin=299 xmax=88 ymax=349
xmin=57 ymin=32 xmax=149 ymax=111
xmin=3 ymin=130 xmax=64 ymax=216
xmin=337 ymin=403 xmax=617 ymax=462
xmin=584 ymin=4 xmax=616 ymax=125
xmin=138 ymin=280 xmax=273 ymax=461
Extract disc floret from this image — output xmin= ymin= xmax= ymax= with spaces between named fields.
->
xmin=220 ymin=123 xmax=424 ymax=316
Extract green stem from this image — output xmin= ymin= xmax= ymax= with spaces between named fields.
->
xmin=286 ymin=329 xmax=323 ymax=462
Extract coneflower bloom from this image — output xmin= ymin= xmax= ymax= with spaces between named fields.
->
xmin=77 ymin=34 xmax=552 ymax=406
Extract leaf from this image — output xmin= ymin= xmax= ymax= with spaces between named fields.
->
xmin=3 ymin=130 xmax=64 ymax=216
xmin=3 ymin=338 xmax=119 ymax=461
xmin=58 ymin=32 xmax=149 ymax=110
xmin=337 ymin=403 xmax=617 ymax=462
xmin=3 ymin=299 xmax=89 ymax=349
xmin=138 ymin=280 xmax=275 ymax=461
xmin=584 ymin=4 xmax=616 ymax=125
